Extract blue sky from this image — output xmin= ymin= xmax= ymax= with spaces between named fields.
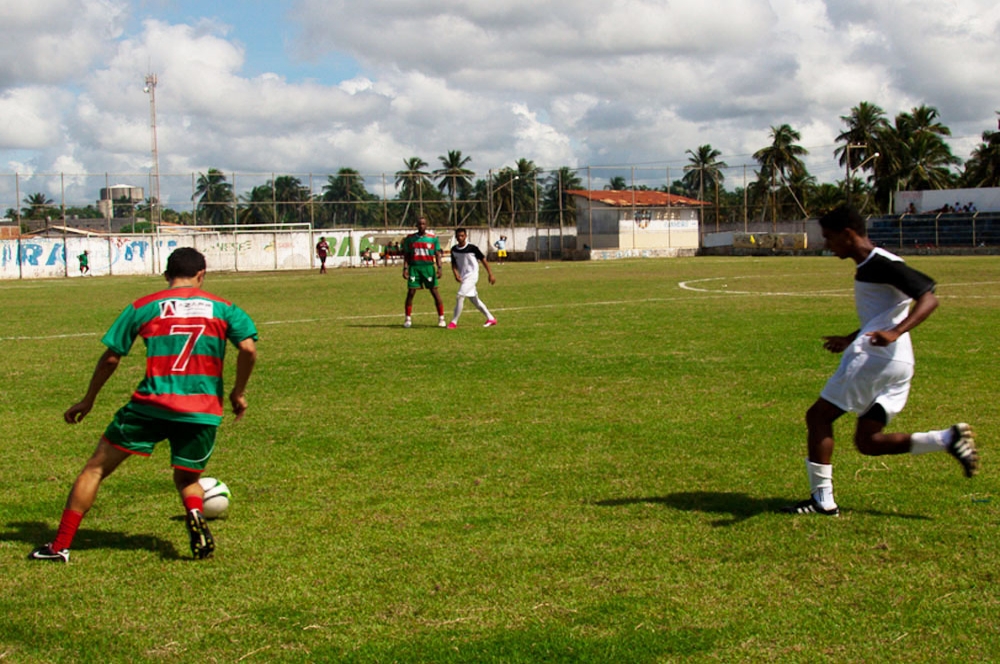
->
xmin=135 ymin=1 xmax=360 ymax=84
xmin=1 ymin=0 xmax=998 ymax=206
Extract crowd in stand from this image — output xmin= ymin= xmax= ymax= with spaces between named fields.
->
xmin=912 ymin=201 xmax=979 ymax=214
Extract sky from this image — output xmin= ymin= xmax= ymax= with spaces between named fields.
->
xmin=1 ymin=0 xmax=998 ymax=207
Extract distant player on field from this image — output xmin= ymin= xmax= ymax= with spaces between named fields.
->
xmin=29 ymin=247 xmax=258 ymax=562
xmin=493 ymin=235 xmax=507 ymax=264
xmin=783 ymin=205 xmax=977 ymax=517
xmin=401 ymin=216 xmax=446 ymax=328
xmin=447 ymin=227 xmax=497 ymax=328
xmin=316 ymin=236 xmax=331 ymax=274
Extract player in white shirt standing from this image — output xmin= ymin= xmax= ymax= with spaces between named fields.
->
xmin=447 ymin=228 xmax=498 ymax=328
xmin=784 ymin=205 xmax=978 ymax=516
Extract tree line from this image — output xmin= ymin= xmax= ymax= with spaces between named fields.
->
xmin=10 ymin=102 xmax=1000 ymax=230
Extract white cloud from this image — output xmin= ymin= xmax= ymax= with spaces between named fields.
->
xmin=0 ymin=87 xmax=72 ymax=148
xmin=0 ymin=0 xmax=127 ymax=87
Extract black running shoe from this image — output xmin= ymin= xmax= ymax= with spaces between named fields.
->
xmin=186 ymin=509 xmax=215 ymax=559
xmin=781 ymin=496 xmax=840 ymax=516
xmin=947 ymin=423 xmax=978 ymax=478
xmin=28 ymin=544 xmax=70 ymax=563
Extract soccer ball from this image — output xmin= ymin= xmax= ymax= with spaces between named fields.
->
xmin=198 ymin=477 xmax=231 ymax=519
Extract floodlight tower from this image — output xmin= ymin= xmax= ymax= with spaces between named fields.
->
xmin=144 ymin=73 xmax=161 ymax=228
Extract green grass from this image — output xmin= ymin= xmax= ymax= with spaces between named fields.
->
xmin=2 ymin=256 xmax=999 ymax=662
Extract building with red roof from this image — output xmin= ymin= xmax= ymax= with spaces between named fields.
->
xmin=566 ymin=190 xmax=707 ymax=258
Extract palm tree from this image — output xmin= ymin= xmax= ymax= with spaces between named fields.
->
xmin=22 ymin=192 xmax=54 ymax=219
xmin=896 ymin=132 xmax=960 ymax=191
xmin=510 ymin=158 xmax=540 ymax=226
xmin=961 ymin=113 xmax=1000 ymax=188
xmin=605 ymin=176 xmax=628 ymax=190
xmin=395 ymin=157 xmax=431 ymax=222
xmin=323 ymin=168 xmax=369 ymax=227
xmin=490 ymin=168 xmax=518 ymax=227
xmin=784 ymin=170 xmax=818 ymax=217
xmin=898 ymin=104 xmax=951 ymax=137
xmin=835 ymin=102 xmax=888 ymax=173
xmin=193 ymin=168 xmax=234 ymax=226
xmin=434 ymin=150 xmax=474 ymax=225
xmin=754 ymin=124 xmax=808 ymax=180
xmin=541 ymin=166 xmax=583 ymax=225
xmin=871 ymin=107 xmax=958 ymax=210
xmin=272 ymin=175 xmax=309 ymax=224
xmin=683 ymin=145 xmax=727 ymax=195
xmin=683 ymin=145 xmax=728 ymax=226
xmin=753 ymin=124 xmax=809 ymax=222
xmin=239 ymin=184 xmax=275 ymax=225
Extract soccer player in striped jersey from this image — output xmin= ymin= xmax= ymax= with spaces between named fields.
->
xmin=29 ymin=247 xmax=258 ymax=562
xmin=447 ymin=227 xmax=497 ymax=328
xmin=783 ymin=206 xmax=977 ymax=517
xmin=401 ymin=216 xmax=446 ymax=328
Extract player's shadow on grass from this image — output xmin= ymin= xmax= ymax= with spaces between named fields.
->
xmin=2 ymin=521 xmax=183 ymax=560
xmin=595 ymin=492 xmax=789 ymax=527
xmin=595 ymin=492 xmax=933 ymax=526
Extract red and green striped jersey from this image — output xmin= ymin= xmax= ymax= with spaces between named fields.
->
xmin=402 ymin=231 xmax=440 ymax=265
xmin=101 ymin=286 xmax=258 ymax=425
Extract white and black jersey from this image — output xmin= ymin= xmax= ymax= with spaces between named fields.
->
xmin=853 ymin=247 xmax=936 ymax=364
xmin=451 ymin=243 xmax=485 ymax=282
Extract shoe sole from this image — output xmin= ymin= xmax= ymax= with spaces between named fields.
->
xmin=781 ymin=499 xmax=839 ymax=516
xmin=187 ymin=511 xmax=216 ymax=559
xmin=28 ymin=547 xmax=69 ymax=563
xmin=949 ymin=423 xmax=978 ymax=478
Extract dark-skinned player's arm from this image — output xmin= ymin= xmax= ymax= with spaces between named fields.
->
xmin=64 ymin=349 xmax=122 ymax=423
xmin=867 ymin=290 xmax=938 ymax=347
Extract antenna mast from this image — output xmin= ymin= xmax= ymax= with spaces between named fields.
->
xmin=144 ymin=73 xmax=161 ymax=228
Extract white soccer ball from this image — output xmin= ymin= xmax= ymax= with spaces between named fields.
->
xmin=198 ymin=477 xmax=231 ymax=519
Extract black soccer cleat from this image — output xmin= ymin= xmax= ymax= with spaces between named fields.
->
xmin=28 ymin=544 xmax=70 ymax=563
xmin=781 ymin=496 xmax=840 ymax=517
xmin=186 ymin=508 xmax=215 ymax=559
xmin=947 ymin=423 xmax=979 ymax=478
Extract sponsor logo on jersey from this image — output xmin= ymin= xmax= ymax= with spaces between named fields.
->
xmin=159 ymin=299 xmax=215 ymax=319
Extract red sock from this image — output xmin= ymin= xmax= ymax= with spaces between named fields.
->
xmin=437 ymin=303 xmax=444 ymax=316
xmin=51 ymin=509 xmax=84 ymax=551
xmin=405 ymin=305 xmax=413 ymax=316
xmin=183 ymin=495 xmax=204 ymax=513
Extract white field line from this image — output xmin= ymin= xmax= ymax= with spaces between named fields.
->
xmin=3 ymin=279 xmax=999 ymax=342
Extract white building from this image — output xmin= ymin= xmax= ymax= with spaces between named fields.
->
xmin=567 ymin=190 xmax=707 ymax=258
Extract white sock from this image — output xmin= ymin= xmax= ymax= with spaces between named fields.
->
xmin=910 ymin=429 xmax=950 ymax=455
xmin=806 ymin=460 xmax=836 ymax=510
xmin=452 ymin=297 xmax=465 ymax=323
xmin=470 ymin=295 xmax=493 ymax=320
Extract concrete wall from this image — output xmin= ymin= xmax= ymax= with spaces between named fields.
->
xmin=2 ymin=229 xmax=354 ymax=279
xmin=2 ymin=226 xmax=582 ymax=279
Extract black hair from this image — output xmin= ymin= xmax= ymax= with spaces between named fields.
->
xmin=818 ymin=205 xmax=866 ymax=236
xmin=455 ymin=227 xmax=467 ymax=234
xmin=165 ymin=247 xmax=207 ymax=279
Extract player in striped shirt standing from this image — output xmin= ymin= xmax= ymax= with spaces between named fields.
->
xmin=29 ymin=247 xmax=258 ymax=562
xmin=401 ymin=216 xmax=446 ymax=328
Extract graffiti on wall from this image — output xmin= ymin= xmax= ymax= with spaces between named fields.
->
xmin=0 ymin=239 xmax=180 ymax=267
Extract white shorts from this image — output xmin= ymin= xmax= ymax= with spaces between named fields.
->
xmin=457 ymin=279 xmax=479 ymax=299
xmin=820 ymin=349 xmax=912 ymax=422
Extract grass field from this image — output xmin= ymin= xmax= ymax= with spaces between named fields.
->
xmin=1 ymin=255 xmax=998 ymax=663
